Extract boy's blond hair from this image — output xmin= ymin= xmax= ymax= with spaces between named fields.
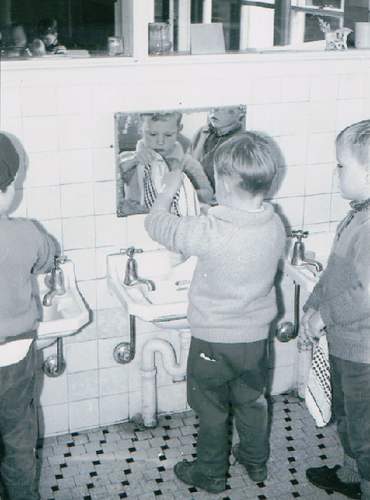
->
xmin=139 ymin=111 xmax=182 ymax=130
xmin=336 ymin=119 xmax=370 ymax=169
xmin=213 ymin=132 xmax=278 ymax=195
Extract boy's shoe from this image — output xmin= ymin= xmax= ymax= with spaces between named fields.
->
xmin=306 ymin=465 xmax=362 ymax=499
xmin=232 ymin=444 xmax=267 ymax=482
xmin=173 ymin=459 xmax=226 ymax=494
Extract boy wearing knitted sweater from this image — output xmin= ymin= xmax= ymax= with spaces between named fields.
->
xmin=0 ymin=133 xmax=55 ymax=500
xmin=144 ymin=132 xmax=286 ymax=493
xmin=301 ymin=120 xmax=370 ymax=500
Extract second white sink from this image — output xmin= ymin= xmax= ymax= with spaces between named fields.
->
xmin=107 ymin=249 xmax=197 ymax=329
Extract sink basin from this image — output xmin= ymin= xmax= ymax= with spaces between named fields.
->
xmin=33 ymin=260 xmax=90 ymax=348
xmin=107 ymin=249 xmax=197 ymax=329
xmin=281 ymin=231 xmax=335 ymax=292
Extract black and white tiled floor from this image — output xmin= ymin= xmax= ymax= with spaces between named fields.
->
xmin=37 ymin=394 xmax=348 ymax=500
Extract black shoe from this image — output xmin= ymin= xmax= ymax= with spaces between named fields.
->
xmin=174 ymin=459 xmax=226 ymax=494
xmin=232 ymin=444 xmax=267 ymax=482
xmin=306 ymin=465 xmax=362 ymax=499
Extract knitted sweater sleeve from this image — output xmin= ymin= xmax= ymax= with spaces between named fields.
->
xmin=145 ymin=209 xmax=217 ymax=257
xmin=320 ymin=225 xmax=370 ymax=327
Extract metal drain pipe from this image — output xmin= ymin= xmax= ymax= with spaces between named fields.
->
xmin=141 ymin=331 xmax=191 ymax=428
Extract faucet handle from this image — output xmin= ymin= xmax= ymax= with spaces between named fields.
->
xmin=120 ymin=247 xmax=143 ymax=258
xmin=55 ymin=255 xmax=67 ymax=265
xmin=290 ymin=230 xmax=309 ymax=242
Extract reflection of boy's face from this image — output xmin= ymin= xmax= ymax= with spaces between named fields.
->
xmin=43 ymin=32 xmax=57 ymax=47
xmin=142 ymin=116 xmax=179 ymax=158
xmin=209 ymin=107 xmax=243 ymax=131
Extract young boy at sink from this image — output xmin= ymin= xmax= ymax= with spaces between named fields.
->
xmin=300 ymin=120 xmax=370 ymax=500
xmin=119 ymin=111 xmax=214 ymax=212
xmin=0 ymin=133 xmax=55 ymax=500
xmin=144 ymin=132 xmax=286 ymax=493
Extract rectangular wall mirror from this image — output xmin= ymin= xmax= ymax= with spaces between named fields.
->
xmin=115 ymin=106 xmax=247 ymax=217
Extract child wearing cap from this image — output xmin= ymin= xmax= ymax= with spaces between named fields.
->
xmin=0 ymin=133 xmax=55 ymax=500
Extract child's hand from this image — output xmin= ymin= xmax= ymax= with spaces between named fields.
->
xmin=302 ymin=308 xmax=325 ymax=339
xmin=134 ymin=147 xmax=157 ymax=166
xmin=160 ymin=170 xmax=184 ymax=197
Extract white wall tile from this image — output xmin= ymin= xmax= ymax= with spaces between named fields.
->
xmin=1 ymin=87 xmax=22 ymax=118
xmin=279 ymin=134 xmax=308 ymax=167
xmin=190 ymin=79 xmax=222 ymax=108
xmin=305 ymin=163 xmax=334 ymax=196
xmin=124 ymin=81 xmax=158 ymax=111
xmin=282 ymin=75 xmax=310 ymax=103
xmin=96 ymin=307 xmax=128 ymax=341
xmin=61 ymin=183 xmax=94 ymax=218
xmin=304 ymin=194 xmax=331 ymax=225
xmin=68 ymin=370 xmax=99 ymax=402
xmin=250 ymin=104 xmax=281 ymax=137
xmin=99 ymin=393 xmax=129 ymax=425
xmin=69 ymin=398 xmax=99 ymax=431
xmin=66 ymin=340 xmax=98 ymax=373
xmin=59 ymin=149 xmax=94 ymax=184
xmin=21 ymin=86 xmax=57 ymax=117
xmin=62 ymin=216 xmax=95 ymax=250
xmin=23 ymin=116 xmax=58 ymax=152
xmin=41 ymin=403 xmax=69 ymax=436
xmin=281 ymin=102 xmax=310 ymax=136
xmin=252 ymin=77 xmax=282 ymax=104
xmin=277 ymin=166 xmax=305 ymax=198
xmin=65 ymin=248 xmax=96 ymax=281
xmin=307 ymin=132 xmax=336 ymax=164
xmin=98 ymin=337 xmax=127 ymax=369
xmin=96 ymin=278 xmax=118 ymax=310
xmin=90 ymin=83 xmax=126 ymax=113
xmin=336 ymin=99 xmax=367 ymax=134
xmin=99 ymin=366 xmax=128 ymax=397
xmin=58 ymin=114 xmax=93 ymax=151
xmin=25 ymin=151 xmax=60 ymax=187
xmin=27 ymin=186 xmax=61 ymax=220
xmin=309 ymin=100 xmax=337 ymax=134
xmin=56 ymin=85 xmax=92 ymax=115
xmin=338 ymin=73 xmax=366 ymax=100
xmin=274 ymin=197 xmax=305 ymax=228
xmin=38 ymin=371 xmax=68 ymax=406
xmin=157 ymin=80 xmax=192 ymax=109
xmin=221 ymin=78 xmax=253 ymax=106
xmin=91 ymin=113 xmax=115 ymax=149
xmin=95 ymin=214 xmax=126 ymax=247
xmin=92 ymin=147 xmax=116 ymax=182
xmin=310 ymin=74 xmax=339 ymax=102
xmin=94 ymin=181 xmax=117 ymax=215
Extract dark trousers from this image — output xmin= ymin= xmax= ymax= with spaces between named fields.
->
xmin=330 ymin=355 xmax=370 ymax=481
xmin=187 ymin=336 xmax=269 ymax=478
xmin=0 ymin=342 xmax=40 ymax=500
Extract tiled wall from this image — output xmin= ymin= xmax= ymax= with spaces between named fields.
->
xmin=1 ymin=52 xmax=369 ymax=437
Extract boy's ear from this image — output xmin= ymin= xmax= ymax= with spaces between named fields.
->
xmin=179 ymin=124 xmax=183 ymax=133
xmin=219 ymin=175 xmax=233 ymax=195
xmin=365 ymin=171 xmax=370 ymax=185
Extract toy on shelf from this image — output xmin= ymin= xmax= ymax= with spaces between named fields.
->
xmin=318 ymin=18 xmax=352 ymax=50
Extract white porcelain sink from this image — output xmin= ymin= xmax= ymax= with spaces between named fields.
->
xmin=281 ymin=231 xmax=335 ymax=292
xmin=33 ymin=260 xmax=90 ymax=348
xmin=107 ymin=249 xmax=197 ymax=329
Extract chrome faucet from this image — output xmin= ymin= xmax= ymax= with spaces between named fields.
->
xmin=122 ymin=247 xmax=156 ymax=291
xmin=290 ymin=230 xmax=323 ymax=272
xmin=43 ymin=256 xmax=66 ymax=306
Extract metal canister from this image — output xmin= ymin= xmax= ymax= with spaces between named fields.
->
xmin=108 ymin=37 xmax=124 ymax=56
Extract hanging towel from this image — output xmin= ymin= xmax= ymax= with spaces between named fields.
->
xmin=142 ymin=152 xmax=200 ymax=216
xmin=305 ymin=335 xmax=332 ymax=427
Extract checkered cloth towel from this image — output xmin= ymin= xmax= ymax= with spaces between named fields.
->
xmin=305 ymin=335 xmax=332 ymax=427
xmin=142 ymin=154 xmax=200 ymax=216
